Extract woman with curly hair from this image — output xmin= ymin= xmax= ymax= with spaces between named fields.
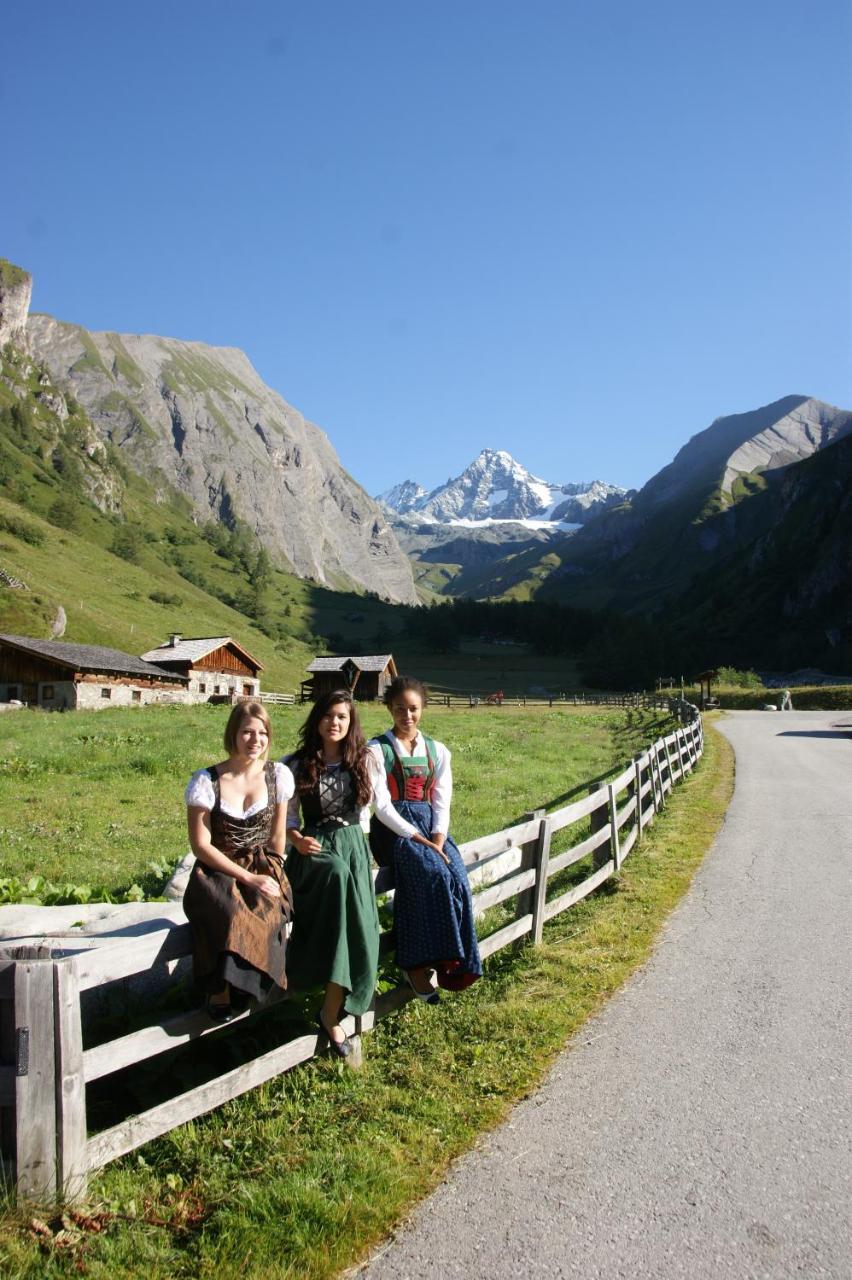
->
xmin=284 ymin=689 xmax=440 ymax=1056
xmin=369 ymin=675 xmax=481 ymax=1003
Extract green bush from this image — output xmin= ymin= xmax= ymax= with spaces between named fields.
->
xmin=0 ymin=511 xmax=44 ymax=546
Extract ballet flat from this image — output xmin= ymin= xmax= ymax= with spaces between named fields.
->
xmin=316 ymin=1009 xmax=351 ymax=1058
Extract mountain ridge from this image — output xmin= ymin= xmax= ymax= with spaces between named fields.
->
xmin=22 ymin=303 xmax=418 ymax=604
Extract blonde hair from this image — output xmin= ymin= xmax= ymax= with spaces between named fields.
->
xmin=223 ymin=700 xmax=271 ymax=755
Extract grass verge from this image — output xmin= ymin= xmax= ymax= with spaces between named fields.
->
xmin=0 ymin=724 xmax=734 ymax=1279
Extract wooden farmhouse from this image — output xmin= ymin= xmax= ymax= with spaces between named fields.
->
xmin=302 ymin=653 xmax=397 ymax=702
xmin=0 ymin=634 xmax=187 ymax=710
xmin=140 ymin=634 xmax=263 ymax=703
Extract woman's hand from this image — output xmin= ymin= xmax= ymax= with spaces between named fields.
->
xmin=289 ymin=830 xmax=322 ymax=856
xmin=248 ymin=873 xmax=281 ymax=898
xmin=412 ymin=832 xmax=450 ymax=865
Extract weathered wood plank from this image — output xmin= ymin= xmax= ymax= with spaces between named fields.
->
xmin=610 ymin=762 xmax=636 ymax=795
xmin=615 ymin=794 xmax=637 ymax=829
xmin=477 ymin=914 xmax=533 ymax=960
xmin=54 ymin=959 xmax=87 ymax=1202
xmin=87 ymin=1028 xmax=325 ymax=1171
xmin=546 ymin=824 xmax=611 ymax=877
xmin=15 ymin=960 xmax=57 ymax=1201
xmin=458 ymin=817 xmax=539 ymax=867
xmin=543 ymin=860 xmax=615 ymax=922
xmin=473 ymin=868 xmax=537 ymax=914
xmin=620 ymin=825 xmax=638 ymax=861
xmin=83 ymin=988 xmax=289 ymax=1083
xmin=548 ymin=787 xmax=610 ymax=831
xmin=75 ymin=924 xmax=193 ymax=992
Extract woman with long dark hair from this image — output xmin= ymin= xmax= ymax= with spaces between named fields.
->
xmin=184 ymin=700 xmax=294 ymax=1022
xmin=285 ymin=688 xmax=440 ymax=1056
xmin=369 ymin=675 xmax=481 ymax=1003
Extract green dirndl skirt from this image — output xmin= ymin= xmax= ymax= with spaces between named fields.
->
xmin=284 ymin=817 xmax=380 ymax=1016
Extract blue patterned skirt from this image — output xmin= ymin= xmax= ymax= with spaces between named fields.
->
xmin=391 ymin=800 xmax=482 ymax=990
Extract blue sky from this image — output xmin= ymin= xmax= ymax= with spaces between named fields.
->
xmin=3 ymin=1 xmax=850 ymax=496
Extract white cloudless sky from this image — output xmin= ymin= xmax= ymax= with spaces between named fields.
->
xmin=2 ymin=1 xmax=850 ymax=496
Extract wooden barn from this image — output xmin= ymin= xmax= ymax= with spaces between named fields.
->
xmin=140 ymin=634 xmax=263 ymax=703
xmin=0 ymin=634 xmax=187 ymax=710
xmin=302 ymin=654 xmax=397 ymax=703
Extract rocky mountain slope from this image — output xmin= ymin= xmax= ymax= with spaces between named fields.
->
xmin=21 ymin=295 xmax=416 ymax=603
xmin=444 ymin=395 xmax=852 ymax=668
xmin=378 ymin=449 xmax=626 ymax=525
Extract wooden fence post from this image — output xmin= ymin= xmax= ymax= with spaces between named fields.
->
xmin=634 ymin=753 xmax=645 ymax=838
xmin=516 ymin=808 xmax=545 ymax=924
xmin=529 ymin=816 xmax=553 ymax=945
xmin=54 ymin=958 xmax=88 ymax=1201
xmin=13 ymin=949 xmax=58 ymax=1202
xmin=589 ymin=784 xmax=610 ymax=870
xmin=607 ymin=783 xmax=622 ymax=871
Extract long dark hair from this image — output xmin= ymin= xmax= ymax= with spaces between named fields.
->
xmin=292 ymin=689 xmax=372 ymax=807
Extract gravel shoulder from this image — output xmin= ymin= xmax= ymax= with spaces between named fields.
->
xmin=358 ymin=712 xmax=852 ymax=1279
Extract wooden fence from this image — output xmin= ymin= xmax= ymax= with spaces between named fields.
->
xmin=0 ymin=705 xmax=703 ymax=1204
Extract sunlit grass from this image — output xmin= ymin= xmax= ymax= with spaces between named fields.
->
xmin=0 ymin=723 xmax=733 ymax=1280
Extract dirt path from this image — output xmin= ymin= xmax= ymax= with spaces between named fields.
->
xmin=358 ymin=712 xmax=852 ymax=1278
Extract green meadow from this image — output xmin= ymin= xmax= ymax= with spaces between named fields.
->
xmin=1 ymin=702 xmax=664 ymax=893
xmin=0 ymin=705 xmax=734 ymax=1279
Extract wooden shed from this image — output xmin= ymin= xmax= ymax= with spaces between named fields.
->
xmin=302 ymin=654 xmax=398 ymax=703
xmin=0 ymin=634 xmax=187 ymax=710
xmin=140 ymin=634 xmax=263 ymax=703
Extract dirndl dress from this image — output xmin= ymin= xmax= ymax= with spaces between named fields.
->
xmin=372 ymin=733 xmax=481 ymax=991
xmin=183 ymin=761 xmax=293 ymax=1001
xmin=285 ymin=762 xmax=381 ymax=1016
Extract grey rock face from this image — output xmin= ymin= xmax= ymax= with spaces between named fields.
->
xmin=639 ymin=395 xmax=852 ymax=510
xmin=0 ymin=261 xmax=32 ymax=348
xmin=26 ymin=317 xmax=418 ymax=603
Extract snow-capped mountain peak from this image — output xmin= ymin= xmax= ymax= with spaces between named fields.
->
xmin=377 ymin=450 xmax=627 ymax=527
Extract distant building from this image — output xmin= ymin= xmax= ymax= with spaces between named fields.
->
xmin=302 ymin=654 xmax=397 ymax=702
xmin=141 ymin=634 xmax=263 ymax=703
xmin=0 ymin=634 xmax=186 ymax=710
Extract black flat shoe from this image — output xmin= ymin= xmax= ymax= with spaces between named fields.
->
xmin=206 ymin=998 xmax=236 ymax=1023
xmin=316 ymin=1009 xmax=351 ymax=1058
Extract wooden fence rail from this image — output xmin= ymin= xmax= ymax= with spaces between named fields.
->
xmin=0 ymin=703 xmax=703 ymax=1204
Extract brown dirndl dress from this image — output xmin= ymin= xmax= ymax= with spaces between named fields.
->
xmin=183 ymin=761 xmax=293 ymax=1001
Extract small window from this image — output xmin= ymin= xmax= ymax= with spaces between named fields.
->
xmin=101 ymin=687 xmax=112 ymax=699
xmin=43 ymin=685 xmax=55 ymax=699
xmin=132 ymin=690 xmax=142 ymax=703
xmin=215 ymin=685 xmax=222 ymax=694
xmin=198 ymin=682 xmax=207 ymax=694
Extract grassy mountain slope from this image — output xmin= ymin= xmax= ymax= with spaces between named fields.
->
xmin=0 ymin=342 xmax=419 ymax=689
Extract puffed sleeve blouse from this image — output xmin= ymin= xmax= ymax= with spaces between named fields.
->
xmin=367 ymin=731 xmax=453 ymax=834
xmin=185 ymin=761 xmax=295 ymax=814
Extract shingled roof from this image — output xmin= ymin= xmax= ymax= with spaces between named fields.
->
xmin=0 ymin=634 xmax=186 ymax=681
xmin=306 ymin=654 xmax=393 ymax=674
xmin=141 ymin=636 xmax=263 ymax=670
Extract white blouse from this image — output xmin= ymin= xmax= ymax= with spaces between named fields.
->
xmin=368 ymin=731 xmax=452 ymax=835
xmin=185 ymin=761 xmax=295 ymax=819
xmin=283 ymin=753 xmax=417 ymax=839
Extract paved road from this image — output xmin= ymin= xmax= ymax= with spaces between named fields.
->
xmin=359 ymin=711 xmax=851 ymax=1279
